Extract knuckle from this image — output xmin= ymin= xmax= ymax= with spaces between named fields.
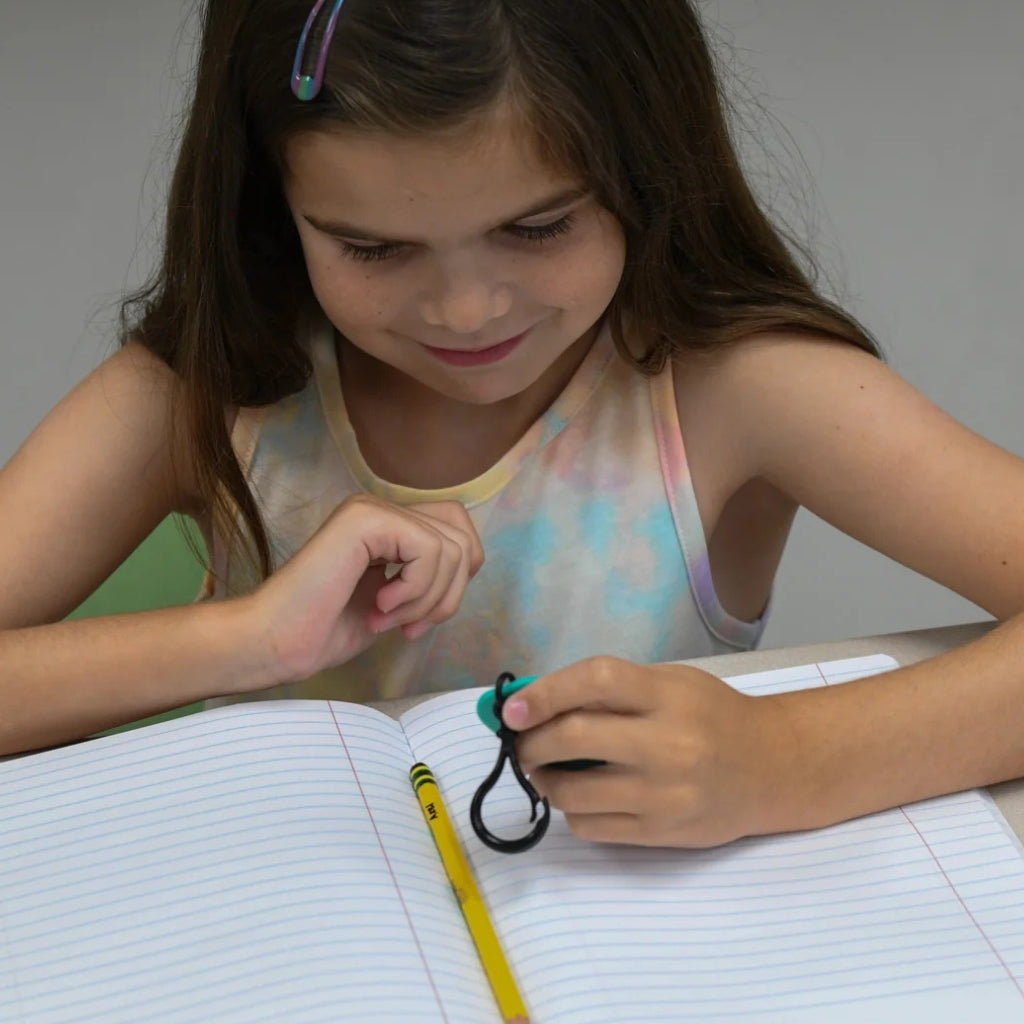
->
xmin=445 ymin=524 xmax=474 ymax=559
xmin=662 ymin=732 xmax=705 ymax=774
xmin=443 ymin=535 xmax=464 ymax=565
xmin=586 ymin=655 xmax=625 ymax=692
xmin=419 ymin=499 xmax=471 ymax=531
xmin=446 ymin=500 xmax=473 ymax=527
xmin=558 ymin=713 xmax=590 ymax=749
xmin=668 ymin=780 xmax=705 ymax=822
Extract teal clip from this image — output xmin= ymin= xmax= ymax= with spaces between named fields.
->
xmin=475 ymin=674 xmax=605 ymax=772
xmin=476 ymin=675 xmax=538 ymax=733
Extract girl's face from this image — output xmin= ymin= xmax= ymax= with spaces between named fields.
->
xmin=282 ymin=112 xmax=625 ymax=407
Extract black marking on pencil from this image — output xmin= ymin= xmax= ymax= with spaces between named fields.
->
xmin=410 ymin=762 xmax=436 ymax=793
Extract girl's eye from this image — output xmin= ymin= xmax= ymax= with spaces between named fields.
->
xmin=334 ymin=211 xmax=576 ymax=263
xmin=337 ymin=240 xmax=406 ymax=263
xmin=506 ymin=212 xmax=576 ymax=244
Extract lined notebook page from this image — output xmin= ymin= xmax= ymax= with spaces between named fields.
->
xmin=401 ymin=655 xmax=1024 ymax=1023
xmin=0 ymin=702 xmax=488 ymax=1024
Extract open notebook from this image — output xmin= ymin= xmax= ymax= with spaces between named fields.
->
xmin=3 ymin=654 xmax=1024 ymax=1024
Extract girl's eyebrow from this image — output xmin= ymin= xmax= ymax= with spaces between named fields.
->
xmin=302 ymin=187 xmax=587 ymax=244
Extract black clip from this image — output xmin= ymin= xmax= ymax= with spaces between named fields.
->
xmin=470 ymin=672 xmax=551 ymax=854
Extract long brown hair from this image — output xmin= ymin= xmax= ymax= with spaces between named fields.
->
xmin=123 ymin=0 xmax=879 ymax=578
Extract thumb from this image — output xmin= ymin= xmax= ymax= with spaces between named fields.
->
xmin=502 ymin=657 xmax=649 ymax=729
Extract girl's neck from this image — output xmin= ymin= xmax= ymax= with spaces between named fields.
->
xmin=336 ymin=327 xmax=598 ymax=490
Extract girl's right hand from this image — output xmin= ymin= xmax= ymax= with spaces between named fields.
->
xmin=246 ymin=494 xmax=484 ymax=685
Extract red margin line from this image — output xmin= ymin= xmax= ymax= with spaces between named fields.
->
xmin=328 ymin=701 xmax=450 ymax=1022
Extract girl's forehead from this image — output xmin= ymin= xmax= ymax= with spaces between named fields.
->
xmin=282 ymin=115 xmax=582 ymax=233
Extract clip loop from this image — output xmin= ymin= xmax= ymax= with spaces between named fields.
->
xmin=470 ymin=672 xmax=551 ymax=854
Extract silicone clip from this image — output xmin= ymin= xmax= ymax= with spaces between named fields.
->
xmin=470 ymin=672 xmax=551 ymax=854
xmin=476 ymin=673 xmax=606 ymax=773
xmin=476 ymin=675 xmax=538 ymax=733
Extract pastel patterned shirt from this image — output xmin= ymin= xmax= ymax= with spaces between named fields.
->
xmin=205 ymin=319 xmax=767 ymax=705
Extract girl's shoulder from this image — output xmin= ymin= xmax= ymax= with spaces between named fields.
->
xmin=672 ymin=330 xmax=881 ymax=414
xmin=0 ymin=340 xmax=209 ymax=627
xmin=96 ymin=341 xmax=207 ymax=512
xmin=10 ymin=338 xmax=210 ymax=520
xmin=674 ymin=330 xmax=1024 ymax=620
xmin=672 ymin=330 xmax=889 ymax=494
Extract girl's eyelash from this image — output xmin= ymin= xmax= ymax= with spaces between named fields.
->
xmin=506 ymin=212 xmax=576 ymax=243
xmin=338 ymin=241 xmax=404 ymax=263
xmin=336 ymin=212 xmax=577 ymax=264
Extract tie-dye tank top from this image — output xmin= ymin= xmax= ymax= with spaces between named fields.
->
xmin=206 ymin=319 xmax=766 ymax=705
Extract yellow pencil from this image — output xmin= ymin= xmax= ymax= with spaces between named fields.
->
xmin=409 ymin=762 xmax=531 ymax=1024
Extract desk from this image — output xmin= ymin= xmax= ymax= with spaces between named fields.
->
xmin=375 ymin=619 xmax=1024 ymax=842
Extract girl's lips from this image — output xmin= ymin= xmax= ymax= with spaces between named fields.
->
xmin=421 ymin=332 xmax=527 ymax=368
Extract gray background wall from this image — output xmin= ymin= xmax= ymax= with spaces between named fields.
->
xmin=1 ymin=1 xmax=1021 ymax=648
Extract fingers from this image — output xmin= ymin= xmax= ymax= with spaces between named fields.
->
xmin=563 ymin=813 xmax=642 ymax=845
xmin=563 ymin=813 xmax=718 ymax=848
xmin=407 ymin=500 xmax=485 ymax=577
xmin=374 ymin=530 xmax=470 ymax=637
xmin=530 ymin=769 xmax=700 ymax=847
xmin=256 ymin=493 xmax=483 ymax=679
xmin=502 ymin=656 xmax=654 ymax=731
xmin=531 ymin=763 xmax=719 ymax=848
xmin=527 ymin=759 xmax=647 ymax=845
xmin=338 ymin=495 xmax=481 ymax=636
xmin=516 ymin=710 xmax=649 ymax=774
xmin=530 ymin=763 xmax=636 ymax=815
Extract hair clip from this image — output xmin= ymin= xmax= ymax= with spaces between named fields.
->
xmin=470 ymin=672 xmax=551 ymax=854
xmin=291 ymin=0 xmax=347 ymax=101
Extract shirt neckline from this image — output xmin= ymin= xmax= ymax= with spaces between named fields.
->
xmin=311 ymin=320 xmax=615 ymax=508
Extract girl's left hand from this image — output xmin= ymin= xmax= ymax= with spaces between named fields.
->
xmin=503 ymin=657 xmax=802 ymax=848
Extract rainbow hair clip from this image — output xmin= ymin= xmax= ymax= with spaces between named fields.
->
xmin=291 ymin=0 xmax=347 ymax=101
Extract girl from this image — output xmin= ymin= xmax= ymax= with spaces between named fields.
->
xmin=2 ymin=0 xmax=1023 ymax=849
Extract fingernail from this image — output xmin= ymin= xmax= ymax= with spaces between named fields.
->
xmin=502 ymin=698 xmax=528 ymax=729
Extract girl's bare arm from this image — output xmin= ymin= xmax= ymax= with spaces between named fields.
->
xmin=0 ymin=343 xmax=273 ymax=753
xmin=0 ymin=344 xmax=482 ymax=755
xmin=716 ymin=334 xmax=1024 ymax=827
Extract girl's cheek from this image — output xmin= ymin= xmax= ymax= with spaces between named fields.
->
xmin=309 ymin=262 xmax=393 ymax=327
xmin=526 ymin=233 xmax=624 ymax=309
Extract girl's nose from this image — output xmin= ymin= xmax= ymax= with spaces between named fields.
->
xmin=419 ymin=260 xmax=513 ymax=333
